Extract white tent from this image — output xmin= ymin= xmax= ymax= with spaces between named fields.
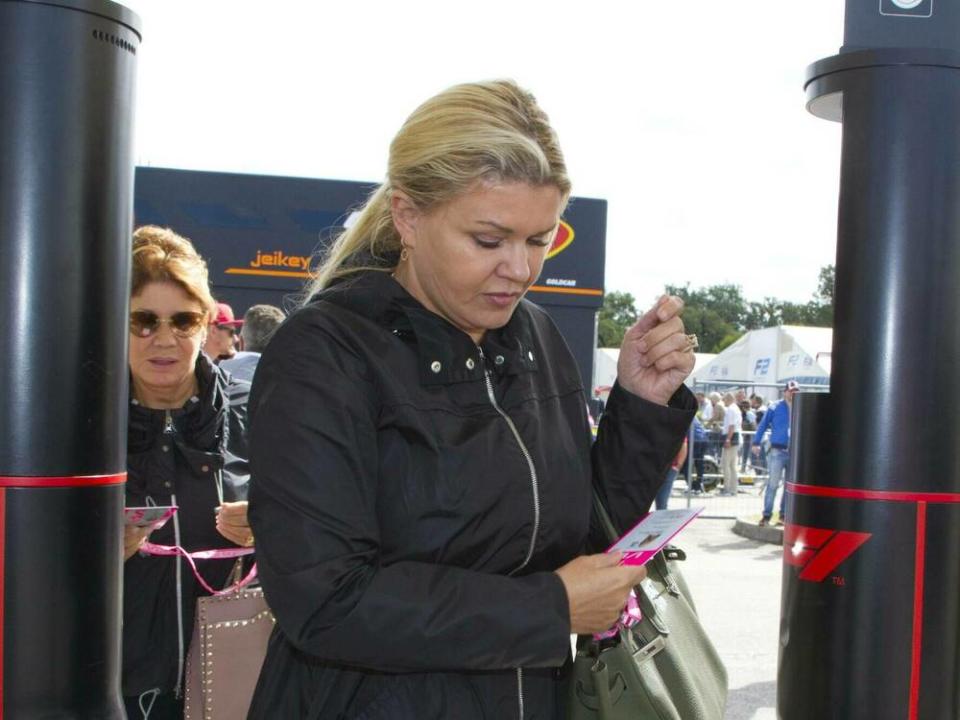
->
xmin=691 ymin=325 xmax=832 ymax=390
xmin=593 ymin=348 xmax=717 ymax=392
xmin=593 ymin=348 xmax=620 ymax=391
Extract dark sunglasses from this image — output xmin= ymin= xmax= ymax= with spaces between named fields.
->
xmin=130 ymin=310 xmax=207 ymax=338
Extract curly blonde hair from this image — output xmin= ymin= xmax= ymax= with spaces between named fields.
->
xmin=131 ymin=225 xmax=215 ymax=315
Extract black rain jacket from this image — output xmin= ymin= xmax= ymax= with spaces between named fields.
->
xmin=247 ymin=271 xmax=695 ymax=719
xmin=122 ymin=354 xmax=250 ymax=697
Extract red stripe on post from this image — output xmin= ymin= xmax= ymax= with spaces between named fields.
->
xmin=908 ymin=502 xmax=927 ymax=720
xmin=0 ymin=473 xmax=126 ymax=488
xmin=788 ymin=482 xmax=960 ymax=504
xmin=0 ymin=488 xmax=5 ymax=720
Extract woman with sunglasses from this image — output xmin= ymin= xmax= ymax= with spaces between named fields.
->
xmin=122 ymin=226 xmax=252 ymax=720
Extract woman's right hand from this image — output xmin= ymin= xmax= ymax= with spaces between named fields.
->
xmin=123 ymin=525 xmax=150 ymax=561
xmin=555 ymin=553 xmax=647 ymax=634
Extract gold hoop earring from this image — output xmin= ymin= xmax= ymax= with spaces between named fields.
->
xmin=400 ymin=243 xmax=410 ymax=262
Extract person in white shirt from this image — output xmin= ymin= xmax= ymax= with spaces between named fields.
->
xmin=720 ymin=392 xmax=742 ymax=495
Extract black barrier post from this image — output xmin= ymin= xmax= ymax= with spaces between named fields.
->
xmin=782 ymin=2 xmax=960 ymax=718
xmin=0 ymin=0 xmax=140 ymax=717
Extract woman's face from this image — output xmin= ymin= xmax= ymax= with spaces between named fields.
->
xmin=129 ymin=281 xmax=207 ymax=393
xmin=393 ymin=180 xmax=564 ymax=343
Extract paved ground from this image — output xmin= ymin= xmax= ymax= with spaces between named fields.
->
xmin=676 ymin=517 xmax=783 ymax=720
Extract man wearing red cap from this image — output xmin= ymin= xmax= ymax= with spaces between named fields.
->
xmin=203 ymin=302 xmax=243 ymax=363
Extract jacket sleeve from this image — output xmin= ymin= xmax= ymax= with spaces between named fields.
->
xmin=589 ymin=382 xmax=697 ymax=540
xmin=222 ymin=377 xmax=251 ymax=500
xmin=248 ymin=313 xmax=570 ymax=673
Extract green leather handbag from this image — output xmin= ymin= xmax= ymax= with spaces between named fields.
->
xmin=567 ymin=493 xmax=728 ymax=720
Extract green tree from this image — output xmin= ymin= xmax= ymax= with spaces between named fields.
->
xmin=666 ymin=283 xmax=745 ymax=353
xmin=745 ymin=297 xmax=784 ymax=330
xmin=807 ymin=264 xmax=835 ymax=326
xmin=776 ymin=264 xmax=834 ymax=327
xmin=816 ymin=264 xmax=835 ymax=305
xmin=779 ymin=301 xmax=814 ymax=325
xmin=599 ymin=266 xmax=834 ymax=351
xmin=700 ymin=284 xmax=750 ymax=330
xmin=660 ymin=266 xmax=835 ymax=351
xmin=597 ymin=290 xmax=638 ymax=347
xmin=715 ymin=331 xmax=742 ymax=352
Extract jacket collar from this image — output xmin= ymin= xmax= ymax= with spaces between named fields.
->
xmin=317 ymin=271 xmax=540 ymax=386
xmin=128 ymin=353 xmax=229 ymax=452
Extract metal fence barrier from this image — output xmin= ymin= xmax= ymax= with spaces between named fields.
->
xmin=665 ymin=430 xmax=787 ymax=521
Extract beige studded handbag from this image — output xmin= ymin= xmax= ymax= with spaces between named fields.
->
xmin=183 ymin=585 xmax=274 ymax=720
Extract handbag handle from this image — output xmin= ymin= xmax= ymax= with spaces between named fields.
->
xmin=574 ymin=660 xmax=628 ymax=712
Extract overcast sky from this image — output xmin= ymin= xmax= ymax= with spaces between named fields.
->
xmin=122 ymin=1 xmax=846 ymax=310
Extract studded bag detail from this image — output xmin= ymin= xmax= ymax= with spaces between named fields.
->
xmin=183 ymin=586 xmax=274 ymax=720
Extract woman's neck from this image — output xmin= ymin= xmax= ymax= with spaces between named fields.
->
xmin=132 ymin=374 xmax=199 ymax=410
xmin=390 ymin=270 xmax=486 ymax=344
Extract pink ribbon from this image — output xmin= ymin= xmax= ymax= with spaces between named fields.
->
xmin=141 ymin=541 xmax=258 ymax=596
xmin=593 ymin=590 xmax=642 ymax=641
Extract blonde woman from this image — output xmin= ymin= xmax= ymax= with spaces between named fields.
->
xmin=247 ymin=80 xmax=697 ymax=719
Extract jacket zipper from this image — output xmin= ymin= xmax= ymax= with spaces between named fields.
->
xmin=163 ymin=410 xmax=186 ymax=699
xmin=516 ymin=668 xmax=525 ymax=720
xmin=476 ymin=347 xmax=539 ymax=720
xmin=476 ymin=348 xmax=541 ymax=572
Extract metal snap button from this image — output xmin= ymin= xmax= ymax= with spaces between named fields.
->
xmin=162 ymin=445 xmax=170 ymax=452
xmin=495 ymin=355 xmax=505 ymax=365
xmin=465 ymin=358 xmax=475 ymax=370
xmin=201 ymin=464 xmax=210 ymax=473
xmin=430 ymin=361 xmax=442 ymax=373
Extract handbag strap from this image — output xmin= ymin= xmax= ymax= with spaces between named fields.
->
xmin=141 ymin=541 xmax=257 ymax=596
xmin=590 ymin=487 xmax=620 ymax=546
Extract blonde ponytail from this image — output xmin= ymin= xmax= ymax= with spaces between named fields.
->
xmin=306 ymin=79 xmax=570 ymax=300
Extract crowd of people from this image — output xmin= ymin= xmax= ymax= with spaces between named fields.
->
xmin=650 ymin=382 xmax=798 ymax=526
xmin=120 ymin=79 xmax=707 ymax=720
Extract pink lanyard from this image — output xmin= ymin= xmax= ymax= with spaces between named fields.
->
xmin=594 ymin=590 xmax=642 ymax=641
xmin=141 ymin=541 xmax=258 ymax=596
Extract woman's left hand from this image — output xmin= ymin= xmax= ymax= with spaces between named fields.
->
xmin=215 ymin=500 xmax=255 ymax=547
xmin=617 ymin=295 xmax=696 ymax=406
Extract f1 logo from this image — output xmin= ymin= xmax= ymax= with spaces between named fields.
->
xmin=784 ymin=525 xmax=872 ymax=582
xmin=880 ymin=0 xmax=933 ymax=17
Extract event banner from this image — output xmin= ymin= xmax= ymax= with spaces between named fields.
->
xmin=134 ymin=167 xmax=607 ymax=311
